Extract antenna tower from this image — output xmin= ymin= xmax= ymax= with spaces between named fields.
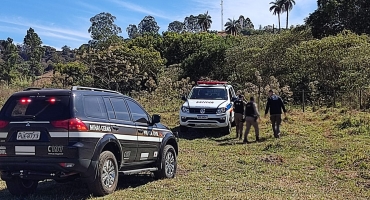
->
xmin=221 ymin=0 xmax=224 ymax=31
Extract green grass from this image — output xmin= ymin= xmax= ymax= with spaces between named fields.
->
xmin=1 ymin=101 xmax=370 ymax=199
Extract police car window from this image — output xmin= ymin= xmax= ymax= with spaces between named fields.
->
xmin=103 ymin=98 xmax=116 ymax=119
xmin=228 ymin=89 xmax=232 ymax=100
xmin=83 ymin=96 xmax=108 ymax=119
xmin=4 ymin=96 xmax=70 ymax=121
xmin=126 ymin=99 xmax=149 ymax=123
xmin=189 ymin=88 xmax=227 ymax=100
xmin=110 ymin=98 xmax=130 ymax=121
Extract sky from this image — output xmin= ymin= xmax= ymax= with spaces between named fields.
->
xmin=0 ymin=0 xmax=317 ymax=50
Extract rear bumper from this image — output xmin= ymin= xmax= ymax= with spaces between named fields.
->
xmin=0 ymin=157 xmax=92 ymax=180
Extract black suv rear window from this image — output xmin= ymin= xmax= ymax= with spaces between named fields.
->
xmin=3 ymin=95 xmax=70 ymax=121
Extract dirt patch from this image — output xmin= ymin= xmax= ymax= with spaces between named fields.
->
xmin=260 ymin=155 xmax=284 ymax=165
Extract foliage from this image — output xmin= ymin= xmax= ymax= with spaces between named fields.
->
xmin=88 ymin=12 xmax=122 ymax=43
xmin=138 ymin=16 xmax=160 ymax=35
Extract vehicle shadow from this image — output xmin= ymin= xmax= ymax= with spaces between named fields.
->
xmin=172 ymin=126 xmax=230 ymax=140
xmin=0 ymin=174 xmax=155 ymax=200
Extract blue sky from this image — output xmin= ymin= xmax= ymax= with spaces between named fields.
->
xmin=0 ymin=0 xmax=317 ymax=50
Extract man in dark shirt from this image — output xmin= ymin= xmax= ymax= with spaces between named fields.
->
xmin=233 ymin=95 xmax=246 ymax=140
xmin=264 ymin=90 xmax=287 ymax=138
xmin=244 ymin=96 xmax=260 ymax=143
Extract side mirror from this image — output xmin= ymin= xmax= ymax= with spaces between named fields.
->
xmin=152 ymin=114 xmax=161 ymax=124
xmin=181 ymin=95 xmax=187 ymax=101
xmin=231 ymin=97 xmax=237 ymax=102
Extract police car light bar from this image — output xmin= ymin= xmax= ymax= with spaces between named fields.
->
xmin=197 ymin=81 xmax=228 ymax=85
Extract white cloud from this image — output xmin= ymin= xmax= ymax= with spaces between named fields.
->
xmin=108 ymin=0 xmax=174 ymax=21
xmin=0 ymin=17 xmax=90 ymax=40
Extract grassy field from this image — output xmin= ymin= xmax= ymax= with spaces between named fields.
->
xmin=0 ymin=97 xmax=370 ymax=199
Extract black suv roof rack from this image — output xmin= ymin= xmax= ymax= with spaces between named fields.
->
xmin=71 ymin=86 xmax=121 ymax=94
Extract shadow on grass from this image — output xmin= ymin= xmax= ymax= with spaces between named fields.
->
xmin=0 ymin=174 xmax=155 ymax=200
xmin=171 ymin=126 xmax=230 ymax=140
xmin=217 ymin=137 xmax=268 ymax=146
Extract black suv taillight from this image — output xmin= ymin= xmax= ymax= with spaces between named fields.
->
xmin=0 ymin=120 xmax=9 ymax=128
xmin=51 ymin=118 xmax=88 ymax=131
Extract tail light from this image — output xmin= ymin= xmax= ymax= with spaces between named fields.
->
xmin=51 ymin=118 xmax=88 ymax=131
xmin=0 ymin=120 xmax=9 ymax=128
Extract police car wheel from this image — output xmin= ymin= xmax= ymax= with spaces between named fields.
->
xmin=6 ymin=177 xmax=38 ymax=197
xmin=88 ymin=151 xmax=118 ymax=196
xmin=223 ymin=122 xmax=231 ymax=134
xmin=154 ymin=145 xmax=177 ymax=179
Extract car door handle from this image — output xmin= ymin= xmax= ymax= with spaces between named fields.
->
xmin=138 ymin=129 xmax=143 ymax=133
xmin=112 ymin=126 xmax=119 ymax=130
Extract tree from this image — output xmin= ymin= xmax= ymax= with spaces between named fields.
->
xmin=167 ymin=21 xmax=185 ymax=33
xmin=197 ymin=11 xmax=212 ymax=32
xmin=269 ymin=0 xmax=282 ymax=32
xmin=279 ymin=0 xmax=295 ymax=29
xmin=0 ymin=37 xmax=18 ymax=84
xmin=88 ymin=12 xmax=122 ymax=42
xmin=306 ymin=0 xmax=370 ymax=39
xmin=23 ymin=27 xmax=44 ymax=77
xmin=224 ymin=18 xmax=241 ymax=36
xmin=184 ymin=15 xmax=201 ymax=33
xmin=138 ymin=16 xmax=160 ymax=35
xmin=126 ymin=24 xmax=140 ymax=39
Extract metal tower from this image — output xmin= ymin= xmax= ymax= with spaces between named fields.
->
xmin=221 ymin=0 xmax=224 ymax=31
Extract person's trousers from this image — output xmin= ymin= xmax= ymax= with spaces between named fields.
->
xmin=234 ymin=113 xmax=244 ymax=138
xmin=244 ymin=116 xmax=259 ymax=140
xmin=270 ymin=114 xmax=282 ymax=138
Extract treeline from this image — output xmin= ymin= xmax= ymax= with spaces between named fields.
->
xmin=1 ymin=0 xmax=370 ymax=108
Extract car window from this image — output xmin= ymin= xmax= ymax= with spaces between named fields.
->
xmin=83 ymin=96 xmax=108 ymax=119
xmin=228 ymin=89 xmax=232 ymax=100
xmin=3 ymin=95 xmax=70 ymax=121
xmin=110 ymin=98 xmax=130 ymax=121
xmin=126 ymin=99 xmax=149 ymax=123
xmin=103 ymin=98 xmax=116 ymax=119
xmin=188 ymin=88 xmax=227 ymax=100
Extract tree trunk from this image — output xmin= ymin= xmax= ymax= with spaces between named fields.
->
xmin=286 ymin=11 xmax=289 ymax=29
xmin=278 ymin=14 xmax=281 ymax=32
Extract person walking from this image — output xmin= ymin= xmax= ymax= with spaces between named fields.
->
xmin=233 ymin=94 xmax=246 ymax=140
xmin=264 ymin=89 xmax=287 ymax=138
xmin=243 ymin=96 xmax=260 ymax=143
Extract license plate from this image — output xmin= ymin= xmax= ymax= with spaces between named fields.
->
xmin=197 ymin=115 xmax=208 ymax=119
xmin=17 ymin=131 xmax=41 ymax=140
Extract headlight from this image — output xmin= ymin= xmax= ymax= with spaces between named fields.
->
xmin=181 ymin=106 xmax=189 ymax=113
xmin=217 ymin=107 xmax=226 ymax=114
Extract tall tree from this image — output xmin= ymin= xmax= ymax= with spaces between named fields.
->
xmin=167 ymin=21 xmax=185 ymax=33
xmin=224 ymin=18 xmax=241 ymax=36
xmin=88 ymin=12 xmax=122 ymax=43
xmin=184 ymin=15 xmax=201 ymax=33
xmin=23 ymin=28 xmax=44 ymax=77
xmin=138 ymin=16 xmax=160 ymax=35
xmin=126 ymin=24 xmax=140 ymax=39
xmin=197 ymin=11 xmax=212 ymax=32
xmin=280 ymin=0 xmax=296 ymax=29
xmin=0 ymin=37 xmax=18 ymax=83
xmin=269 ymin=0 xmax=282 ymax=32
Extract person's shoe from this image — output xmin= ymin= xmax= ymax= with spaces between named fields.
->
xmin=243 ymin=139 xmax=248 ymax=143
xmin=256 ymin=137 xmax=260 ymax=142
xmin=274 ymin=133 xmax=280 ymax=138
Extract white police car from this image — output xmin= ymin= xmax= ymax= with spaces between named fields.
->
xmin=179 ymin=81 xmax=237 ymax=134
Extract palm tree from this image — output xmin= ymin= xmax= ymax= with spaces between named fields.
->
xmin=197 ymin=11 xmax=212 ymax=32
xmin=279 ymin=0 xmax=296 ymax=29
xmin=269 ymin=1 xmax=282 ymax=32
xmin=224 ymin=18 xmax=241 ymax=36
xmin=237 ymin=15 xmax=245 ymax=29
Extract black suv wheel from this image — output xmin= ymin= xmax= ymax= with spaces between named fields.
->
xmin=88 ymin=151 xmax=118 ymax=196
xmin=154 ymin=145 xmax=177 ymax=179
xmin=6 ymin=177 xmax=38 ymax=197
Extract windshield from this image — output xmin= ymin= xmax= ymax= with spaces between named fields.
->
xmin=188 ymin=88 xmax=228 ymax=100
xmin=2 ymin=95 xmax=71 ymax=121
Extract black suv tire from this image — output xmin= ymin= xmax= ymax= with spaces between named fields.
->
xmin=87 ymin=151 xmax=119 ymax=196
xmin=154 ymin=145 xmax=177 ymax=179
xmin=6 ymin=177 xmax=38 ymax=197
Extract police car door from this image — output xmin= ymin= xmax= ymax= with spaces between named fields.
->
xmin=104 ymin=97 xmax=138 ymax=163
xmin=125 ymin=99 xmax=160 ymax=162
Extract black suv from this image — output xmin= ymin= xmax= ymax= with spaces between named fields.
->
xmin=0 ymin=86 xmax=178 ymax=197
